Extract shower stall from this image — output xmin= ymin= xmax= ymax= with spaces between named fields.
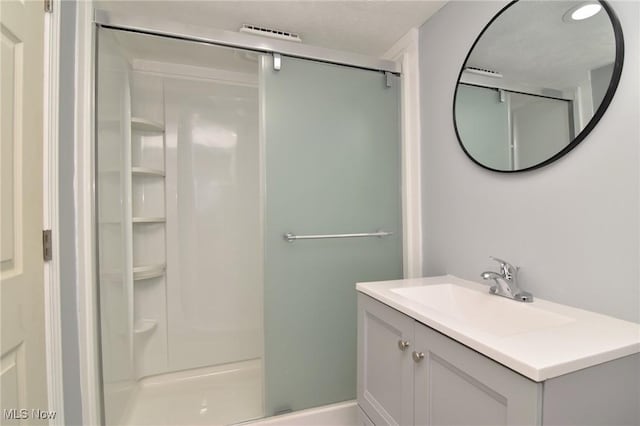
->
xmin=95 ymin=20 xmax=402 ymax=426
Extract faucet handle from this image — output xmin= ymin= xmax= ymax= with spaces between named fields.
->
xmin=489 ymin=256 xmax=509 ymax=267
xmin=489 ymin=256 xmax=518 ymax=278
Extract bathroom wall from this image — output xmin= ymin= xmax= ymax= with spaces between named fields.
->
xmin=419 ymin=1 xmax=640 ymax=322
xmin=511 ymin=94 xmax=572 ymax=170
xmin=591 ymin=62 xmax=616 ymax=109
xmin=58 ymin=1 xmax=84 ymax=423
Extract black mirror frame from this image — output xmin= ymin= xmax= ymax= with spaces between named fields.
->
xmin=452 ymin=0 xmax=625 ymax=173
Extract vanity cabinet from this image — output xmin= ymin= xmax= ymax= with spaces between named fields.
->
xmin=358 ymin=293 xmax=640 ymax=426
xmin=412 ymin=324 xmax=540 ymax=425
xmin=357 ymin=294 xmax=416 ymax=425
xmin=357 ymin=294 xmax=540 ymax=425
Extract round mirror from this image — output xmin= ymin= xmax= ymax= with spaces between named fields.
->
xmin=453 ymin=0 xmax=624 ymax=172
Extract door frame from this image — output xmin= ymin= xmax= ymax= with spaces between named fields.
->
xmin=43 ymin=2 xmax=65 ymax=425
xmin=383 ymin=28 xmax=423 ymax=279
xmin=73 ymin=6 xmax=423 ymax=424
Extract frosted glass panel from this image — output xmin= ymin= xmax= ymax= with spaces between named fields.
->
xmin=455 ymin=84 xmax=510 ymax=170
xmin=262 ymin=55 xmax=403 ymax=414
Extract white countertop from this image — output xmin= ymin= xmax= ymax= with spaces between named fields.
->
xmin=356 ymin=275 xmax=640 ymax=382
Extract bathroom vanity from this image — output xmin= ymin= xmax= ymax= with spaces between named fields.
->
xmin=356 ymin=276 xmax=640 ymax=426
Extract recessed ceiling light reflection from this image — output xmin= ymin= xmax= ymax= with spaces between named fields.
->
xmin=564 ymin=3 xmax=603 ymax=22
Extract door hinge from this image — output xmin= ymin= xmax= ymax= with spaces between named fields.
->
xmin=44 ymin=0 xmax=53 ymax=13
xmin=43 ymin=230 xmax=52 ymax=261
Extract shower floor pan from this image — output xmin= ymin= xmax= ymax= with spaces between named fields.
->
xmin=121 ymin=359 xmax=263 ymax=425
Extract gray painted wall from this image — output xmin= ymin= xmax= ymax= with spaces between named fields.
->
xmin=419 ymin=1 xmax=640 ymax=323
xmin=59 ymin=1 xmax=84 ymax=423
xmin=591 ymin=62 xmax=615 ymax=109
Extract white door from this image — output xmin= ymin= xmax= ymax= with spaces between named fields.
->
xmin=1 ymin=0 xmax=49 ymax=423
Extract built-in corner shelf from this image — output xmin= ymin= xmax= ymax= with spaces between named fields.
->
xmin=131 ymin=117 xmax=165 ymax=133
xmin=133 ymin=264 xmax=166 ymax=281
xmin=133 ymin=319 xmax=158 ymax=336
xmin=132 ymin=217 xmax=166 ymax=224
xmin=132 ymin=166 xmax=165 ymax=177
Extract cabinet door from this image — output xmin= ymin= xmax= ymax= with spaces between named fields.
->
xmin=358 ymin=295 xmax=414 ymax=425
xmin=413 ymin=325 xmax=541 ymax=426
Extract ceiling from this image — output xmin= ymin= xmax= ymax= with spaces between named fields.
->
xmin=95 ymin=1 xmax=446 ymax=57
xmin=467 ymin=0 xmax=617 ymax=91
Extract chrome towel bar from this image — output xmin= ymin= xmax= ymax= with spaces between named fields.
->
xmin=283 ymin=230 xmax=392 ymax=243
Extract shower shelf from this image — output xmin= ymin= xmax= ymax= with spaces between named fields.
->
xmin=133 ymin=264 xmax=166 ymax=281
xmin=133 ymin=319 xmax=158 ymax=336
xmin=132 ymin=166 xmax=165 ymax=177
xmin=133 ymin=217 xmax=166 ymax=224
xmin=131 ymin=117 xmax=165 ymax=133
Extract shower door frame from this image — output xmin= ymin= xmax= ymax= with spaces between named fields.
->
xmin=74 ymin=5 xmax=422 ymax=424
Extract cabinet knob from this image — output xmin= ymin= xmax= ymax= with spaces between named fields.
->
xmin=397 ymin=340 xmax=410 ymax=351
xmin=412 ymin=351 xmax=425 ymax=362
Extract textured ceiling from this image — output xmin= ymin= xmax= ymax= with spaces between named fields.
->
xmin=95 ymin=1 xmax=447 ymax=57
xmin=467 ymin=0 xmax=617 ymax=91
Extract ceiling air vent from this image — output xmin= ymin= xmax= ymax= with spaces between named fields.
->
xmin=464 ymin=67 xmax=503 ymax=79
xmin=239 ymin=24 xmax=302 ymax=43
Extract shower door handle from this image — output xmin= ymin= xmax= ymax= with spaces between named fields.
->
xmin=283 ymin=230 xmax=392 ymax=243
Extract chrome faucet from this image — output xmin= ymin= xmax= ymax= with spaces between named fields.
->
xmin=481 ymin=257 xmax=533 ymax=303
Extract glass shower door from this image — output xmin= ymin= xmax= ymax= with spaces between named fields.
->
xmin=262 ymin=55 xmax=403 ymax=415
xmin=455 ymin=84 xmax=511 ymax=170
xmin=95 ymin=30 xmax=135 ymax=425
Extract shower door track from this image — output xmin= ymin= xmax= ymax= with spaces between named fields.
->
xmin=93 ymin=9 xmax=401 ymax=74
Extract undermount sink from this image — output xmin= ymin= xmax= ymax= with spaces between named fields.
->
xmin=390 ymin=283 xmax=574 ymax=337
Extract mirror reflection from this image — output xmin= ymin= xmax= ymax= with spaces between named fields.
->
xmin=454 ymin=0 xmax=622 ymax=172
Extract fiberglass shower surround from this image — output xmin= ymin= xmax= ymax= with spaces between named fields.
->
xmin=95 ymin=26 xmax=402 ymax=426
